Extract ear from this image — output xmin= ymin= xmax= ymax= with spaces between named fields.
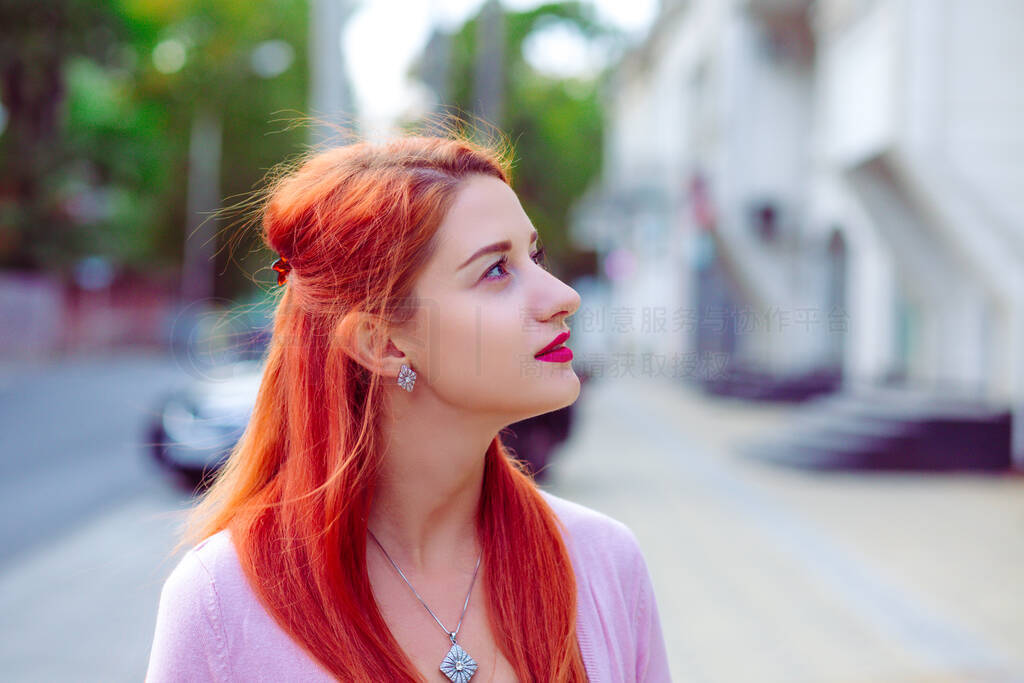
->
xmin=338 ymin=311 xmax=409 ymax=377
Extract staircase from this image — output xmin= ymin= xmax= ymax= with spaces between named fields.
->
xmin=738 ymin=384 xmax=1013 ymax=471
xmin=700 ymin=362 xmax=842 ymax=403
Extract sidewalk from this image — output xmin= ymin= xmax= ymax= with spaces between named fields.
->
xmin=0 ymin=488 xmax=192 ymax=682
xmin=543 ymin=375 xmax=1024 ymax=683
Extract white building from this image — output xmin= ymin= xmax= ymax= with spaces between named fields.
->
xmin=571 ymin=0 xmax=1024 ymax=461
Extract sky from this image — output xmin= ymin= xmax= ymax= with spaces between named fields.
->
xmin=343 ymin=0 xmax=659 ymax=133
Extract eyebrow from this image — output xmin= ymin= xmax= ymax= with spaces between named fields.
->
xmin=457 ymin=230 xmax=539 ymax=271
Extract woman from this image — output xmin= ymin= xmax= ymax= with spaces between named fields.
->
xmin=146 ymin=132 xmax=671 ymax=682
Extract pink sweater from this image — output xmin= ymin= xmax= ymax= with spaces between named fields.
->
xmin=146 ymin=490 xmax=672 ymax=682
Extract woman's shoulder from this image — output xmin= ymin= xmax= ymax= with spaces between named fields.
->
xmin=150 ymin=528 xmax=334 ymax=681
xmin=147 ymin=530 xmax=245 ymax=681
xmin=164 ymin=528 xmax=244 ymax=597
xmin=157 ymin=527 xmax=261 ymax=635
xmin=537 ymin=490 xmax=672 ymax=680
xmin=191 ymin=528 xmax=241 ymax=574
xmin=539 ymin=489 xmax=638 ymax=544
xmin=537 ymin=489 xmax=648 ymax=579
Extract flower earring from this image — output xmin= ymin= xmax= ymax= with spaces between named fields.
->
xmin=397 ymin=363 xmax=417 ymax=392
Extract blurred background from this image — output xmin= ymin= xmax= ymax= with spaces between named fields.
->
xmin=1 ymin=0 xmax=1023 ymax=680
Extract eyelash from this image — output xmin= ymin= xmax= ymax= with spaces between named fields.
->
xmin=483 ymin=247 xmax=547 ymax=281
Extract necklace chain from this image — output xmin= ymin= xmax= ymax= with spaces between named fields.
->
xmin=367 ymin=529 xmax=482 ymax=644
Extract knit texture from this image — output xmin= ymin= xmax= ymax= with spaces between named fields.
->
xmin=146 ymin=490 xmax=672 ymax=682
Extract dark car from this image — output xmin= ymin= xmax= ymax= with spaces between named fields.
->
xmin=147 ymin=360 xmax=261 ymax=490
xmin=148 ymin=359 xmax=589 ymax=492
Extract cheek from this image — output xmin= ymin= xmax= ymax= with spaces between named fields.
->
xmin=430 ymin=299 xmax=527 ymax=385
xmin=477 ymin=303 xmax=531 ymax=372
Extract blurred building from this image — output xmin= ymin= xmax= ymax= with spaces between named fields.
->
xmin=572 ymin=0 xmax=1024 ymax=462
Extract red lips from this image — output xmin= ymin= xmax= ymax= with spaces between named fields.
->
xmin=534 ymin=330 xmax=570 ymax=357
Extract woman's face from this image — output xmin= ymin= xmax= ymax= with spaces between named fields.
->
xmin=395 ymin=174 xmax=582 ymax=425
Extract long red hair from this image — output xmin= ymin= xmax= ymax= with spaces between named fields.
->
xmin=177 ymin=133 xmax=588 ymax=681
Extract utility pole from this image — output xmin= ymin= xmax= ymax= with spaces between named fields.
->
xmin=309 ymin=0 xmax=359 ymax=147
xmin=473 ymin=0 xmax=505 ymax=127
xmin=179 ymin=106 xmax=222 ymax=305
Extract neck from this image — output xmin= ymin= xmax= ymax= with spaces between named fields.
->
xmin=367 ymin=385 xmax=501 ymax=574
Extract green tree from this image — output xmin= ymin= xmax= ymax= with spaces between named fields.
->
xmin=0 ymin=0 xmax=309 ymax=298
xmin=0 ymin=0 xmax=116 ymax=270
xmin=410 ymin=1 xmax=620 ymax=278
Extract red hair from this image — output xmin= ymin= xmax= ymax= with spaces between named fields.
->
xmin=177 ymin=133 xmax=588 ymax=681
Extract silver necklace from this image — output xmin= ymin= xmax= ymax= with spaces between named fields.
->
xmin=368 ymin=529 xmax=482 ymax=683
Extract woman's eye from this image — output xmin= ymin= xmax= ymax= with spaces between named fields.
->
xmin=483 ymin=248 xmax=547 ymax=281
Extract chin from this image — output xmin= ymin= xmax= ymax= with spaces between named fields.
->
xmin=499 ymin=378 xmax=580 ymax=424
xmin=545 ymin=372 xmax=581 ymax=409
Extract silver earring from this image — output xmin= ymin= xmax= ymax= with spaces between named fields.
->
xmin=397 ymin=363 xmax=417 ymax=392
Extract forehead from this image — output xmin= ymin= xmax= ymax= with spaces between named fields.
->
xmin=413 ymin=175 xmax=531 ymax=297
xmin=438 ymin=174 xmax=525 ymax=244
xmin=430 ymin=175 xmax=531 ymax=266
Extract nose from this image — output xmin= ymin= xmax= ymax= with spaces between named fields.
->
xmin=536 ymin=271 xmax=581 ymax=324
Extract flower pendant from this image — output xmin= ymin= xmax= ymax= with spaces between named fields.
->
xmin=440 ymin=642 xmax=477 ymax=683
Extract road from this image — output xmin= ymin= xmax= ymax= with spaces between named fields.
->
xmin=0 ymin=351 xmax=194 ymax=565
xmin=0 ymin=351 xmax=195 ymax=680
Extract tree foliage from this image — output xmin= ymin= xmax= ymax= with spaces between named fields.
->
xmin=0 ymin=0 xmax=308 ymax=296
xmin=409 ymin=1 xmax=621 ymax=278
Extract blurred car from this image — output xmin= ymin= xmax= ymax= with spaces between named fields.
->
xmin=147 ymin=360 xmax=262 ymax=490
xmin=148 ymin=359 xmax=590 ymax=492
